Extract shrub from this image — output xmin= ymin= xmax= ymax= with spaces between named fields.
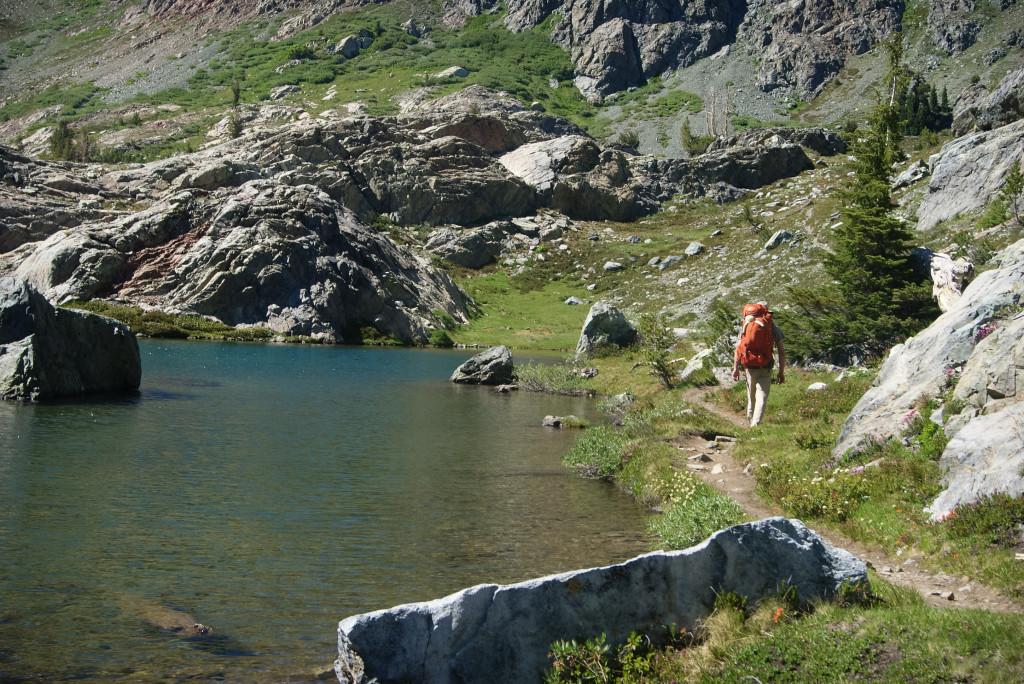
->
xmin=637 ymin=312 xmax=676 ymax=389
xmin=514 ymin=361 xmax=593 ymax=395
xmin=649 ymin=478 xmax=746 ymax=549
xmin=228 ymin=111 xmax=244 ymax=139
xmin=941 ymin=492 xmax=1024 ymax=547
xmin=778 ymin=468 xmax=868 ymax=522
xmin=617 ymin=129 xmax=640 ymax=148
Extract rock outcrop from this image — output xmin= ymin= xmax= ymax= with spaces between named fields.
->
xmin=1 ymin=89 xmax=832 ymax=340
xmin=916 ymin=118 xmax=1024 ymax=231
xmin=0 ymin=277 xmax=141 ymax=401
xmin=335 ymin=518 xmax=867 ymax=684
xmin=928 ymin=0 xmax=982 ymax=54
xmin=576 ymin=301 xmax=637 ymax=356
xmin=2 ymin=181 xmax=473 ymax=344
xmin=449 ymin=345 xmax=515 ymax=385
xmin=833 ymin=240 xmax=1024 ymax=516
xmin=503 ymin=0 xmax=901 ymax=100
xmin=743 ymin=0 xmax=902 ymax=96
xmin=952 ymin=67 xmax=1024 ymax=137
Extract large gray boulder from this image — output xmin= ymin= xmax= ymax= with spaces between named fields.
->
xmin=575 ymin=301 xmax=638 ymax=356
xmin=449 ymin=346 xmax=514 ymax=385
xmin=335 ymin=518 xmax=866 ymax=684
xmin=834 ymin=239 xmax=1024 ymax=459
xmin=499 ymin=135 xmax=659 ymax=221
xmin=0 ymin=277 xmax=141 ymax=401
xmin=916 ymin=118 xmax=1024 ymax=231
xmin=656 ymin=135 xmax=816 ymax=202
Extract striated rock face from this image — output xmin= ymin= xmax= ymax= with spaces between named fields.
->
xmin=449 ymin=345 xmax=514 ymax=384
xmin=834 ymin=240 xmax=1024 ymax=499
xmin=4 ymin=182 xmax=473 ymax=344
xmin=743 ymin=0 xmax=902 ymax=96
xmin=0 ymin=277 xmax=141 ymax=401
xmin=504 ymin=0 xmax=900 ymax=99
xmin=335 ymin=518 xmax=867 ymax=684
xmin=916 ymin=118 xmax=1024 ymax=231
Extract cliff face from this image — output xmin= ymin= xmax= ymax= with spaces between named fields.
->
xmin=499 ymin=0 xmax=903 ymax=99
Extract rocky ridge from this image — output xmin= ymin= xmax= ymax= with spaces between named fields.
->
xmin=0 ymin=88 xmax=833 ymax=342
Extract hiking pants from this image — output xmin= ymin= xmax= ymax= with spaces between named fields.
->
xmin=745 ymin=366 xmax=773 ymax=427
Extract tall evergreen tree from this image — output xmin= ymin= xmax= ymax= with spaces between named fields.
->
xmin=787 ymin=35 xmax=938 ymax=360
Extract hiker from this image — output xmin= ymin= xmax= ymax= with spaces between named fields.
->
xmin=731 ymin=302 xmax=785 ymax=427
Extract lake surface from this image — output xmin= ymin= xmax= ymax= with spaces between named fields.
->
xmin=0 ymin=340 xmax=650 ymax=682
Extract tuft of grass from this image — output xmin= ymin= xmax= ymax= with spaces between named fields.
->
xmin=514 ymin=360 xmax=594 ymax=395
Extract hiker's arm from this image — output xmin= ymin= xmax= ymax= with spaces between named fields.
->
xmin=732 ymin=343 xmax=741 ymax=380
xmin=776 ymin=340 xmax=786 ymax=384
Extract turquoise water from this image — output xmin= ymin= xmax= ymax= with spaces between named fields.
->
xmin=0 ymin=340 xmax=649 ymax=682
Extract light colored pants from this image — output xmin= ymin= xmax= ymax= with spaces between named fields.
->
xmin=745 ymin=366 xmax=773 ymax=427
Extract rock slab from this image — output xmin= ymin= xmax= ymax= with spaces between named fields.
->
xmin=0 ymin=277 xmax=141 ymax=401
xmin=834 ymin=239 xmax=1024 ymax=464
xmin=335 ymin=518 xmax=866 ymax=683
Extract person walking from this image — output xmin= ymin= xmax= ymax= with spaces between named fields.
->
xmin=731 ymin=302 xmax=785 ymax=427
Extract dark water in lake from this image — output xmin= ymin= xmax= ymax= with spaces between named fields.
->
xmin=0 ymin=340 xmax=649 ymax=682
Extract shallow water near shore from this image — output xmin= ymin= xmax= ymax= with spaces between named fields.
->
xmin=0 ymin=339 xmax=649 ymax=682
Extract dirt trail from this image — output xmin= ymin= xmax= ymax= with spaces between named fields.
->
xmin=678 ymin=387 xmax=1024 ymax=614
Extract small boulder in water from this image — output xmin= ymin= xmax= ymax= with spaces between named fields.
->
xmin=450 ymin=346 xmax=514 ymax=385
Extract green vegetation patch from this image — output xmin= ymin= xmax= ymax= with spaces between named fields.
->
xmin=64 ymin=301 xmax=276 ymax=342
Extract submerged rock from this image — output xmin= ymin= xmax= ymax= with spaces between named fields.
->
xmin=335 ymin=518 xmax=866 ymax=683
xmin=0 ymin=277 xmax=141 ymax=401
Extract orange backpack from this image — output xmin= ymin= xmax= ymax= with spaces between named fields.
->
xmin=737 ymin=303 xmax=775 ymax=369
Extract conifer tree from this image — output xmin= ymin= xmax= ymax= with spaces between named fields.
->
xmin=49 ymin=120 xmax=75 ymax=160
xmin=787 ymin=35 xmax=938 ymax=359
xmin=1002 ymin=159 xmax=1024 ymax=225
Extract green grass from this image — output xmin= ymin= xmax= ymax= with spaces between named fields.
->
xmin=63 ymin=301 xmax=277 ymax=342
xmin=454 ymin=267 xmax=593 ymax=351
xmin=546 ymin=564 xmax=1024 ymax=682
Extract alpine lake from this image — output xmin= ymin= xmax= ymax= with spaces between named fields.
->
xmin=0 ymin=339 xmax=650 ymax=682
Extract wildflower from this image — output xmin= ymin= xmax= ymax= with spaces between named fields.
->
xmin=773 ymin=607 xmax=784 ymax=622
